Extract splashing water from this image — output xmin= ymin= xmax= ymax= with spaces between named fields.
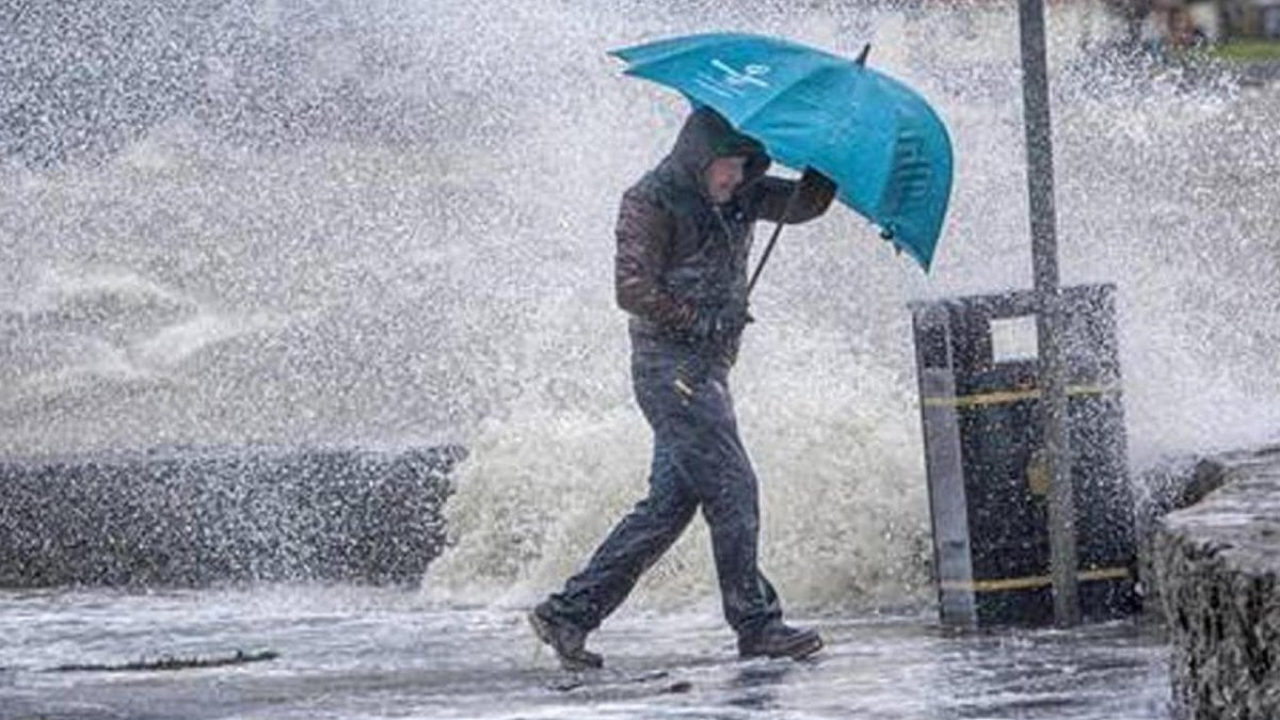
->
xmin=2 ymin=0 xmax=1278 ymax=617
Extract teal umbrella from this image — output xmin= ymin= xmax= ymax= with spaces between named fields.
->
xmin=611 ymin=32 xmax=953 ymax=272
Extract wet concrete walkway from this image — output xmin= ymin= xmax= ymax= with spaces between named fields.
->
xmin=0 ymin=587 xmax=1170 ymax=719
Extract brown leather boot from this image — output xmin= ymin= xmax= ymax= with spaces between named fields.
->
xmin=528 ymin=603 xmax=603 ymax=670
xmin=737 ymin=621 xmax=823 ymax=660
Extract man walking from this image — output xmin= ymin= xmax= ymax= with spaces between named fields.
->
xmin=530 ymin=107 xmax=836 ymax=669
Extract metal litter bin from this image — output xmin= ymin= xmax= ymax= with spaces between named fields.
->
xmin=911 ymin=284 xmax=1139 ymax=627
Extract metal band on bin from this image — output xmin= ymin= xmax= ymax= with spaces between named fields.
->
xmin=940 ymin=566 xmax=1131 ymax=593
xmin=922 ymin=384 xmax=1121 ymax=409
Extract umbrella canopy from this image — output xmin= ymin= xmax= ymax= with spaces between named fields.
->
xmin=611 ymin=32 xmax=953 ymax=271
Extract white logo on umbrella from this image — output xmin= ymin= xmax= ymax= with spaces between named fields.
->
xmin=710 ymin=59 xmax=771 ymax=88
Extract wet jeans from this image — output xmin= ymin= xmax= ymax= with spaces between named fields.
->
xmin=543 ymin=343 xmax=782 ymax=636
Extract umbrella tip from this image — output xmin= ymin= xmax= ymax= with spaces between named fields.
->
xmin=855 ymin=43 xmax=871 ymax=66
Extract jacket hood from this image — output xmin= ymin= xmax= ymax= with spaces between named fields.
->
xmin=661 ymin=107 xmax=771 ymax=199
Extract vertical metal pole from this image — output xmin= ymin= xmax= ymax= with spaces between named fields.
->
xmin=1018 ymin=0 xmax=1080 ymax=626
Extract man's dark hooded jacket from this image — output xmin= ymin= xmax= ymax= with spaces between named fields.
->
xmin=615 ymin=108 xmax=836 ymax=362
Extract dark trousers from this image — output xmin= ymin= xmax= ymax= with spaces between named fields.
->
xmin=543 ymin=344 xmax=782 ymax=636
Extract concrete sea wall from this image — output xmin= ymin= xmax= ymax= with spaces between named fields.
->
xmin=0 ymin=445 xmax=464 ymax=587
xmin=1149 ymin=445 xmax=1280 ymax=718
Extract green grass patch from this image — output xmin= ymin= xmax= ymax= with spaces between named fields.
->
xmin=1212 ymin=39 xmax=1280 ymax=62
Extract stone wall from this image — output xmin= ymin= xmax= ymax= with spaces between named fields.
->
xmin=1137 ymin=454 xmax=1241 ymax=617
xmin=0 ymin=445 xmax=465 ymax=587
xmin=1150 ymin=445 xmax=1280 ymax=718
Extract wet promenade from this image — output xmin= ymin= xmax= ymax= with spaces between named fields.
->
xmin=0 ymin=587 xmax=1169 ymax=719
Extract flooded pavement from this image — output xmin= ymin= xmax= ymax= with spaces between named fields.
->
xmin=0 ymin=586 xmax=1170 ymax=719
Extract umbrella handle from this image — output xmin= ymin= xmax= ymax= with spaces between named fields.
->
xmin=746 ymin=179 xmax=804 ymax=298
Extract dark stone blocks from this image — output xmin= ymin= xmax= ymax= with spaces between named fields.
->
xmin=0 ymin=445 xmax=465 ymax=587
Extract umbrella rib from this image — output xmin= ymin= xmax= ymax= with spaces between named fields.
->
xmin=728 ymin=62 xmax=849 ymax=168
